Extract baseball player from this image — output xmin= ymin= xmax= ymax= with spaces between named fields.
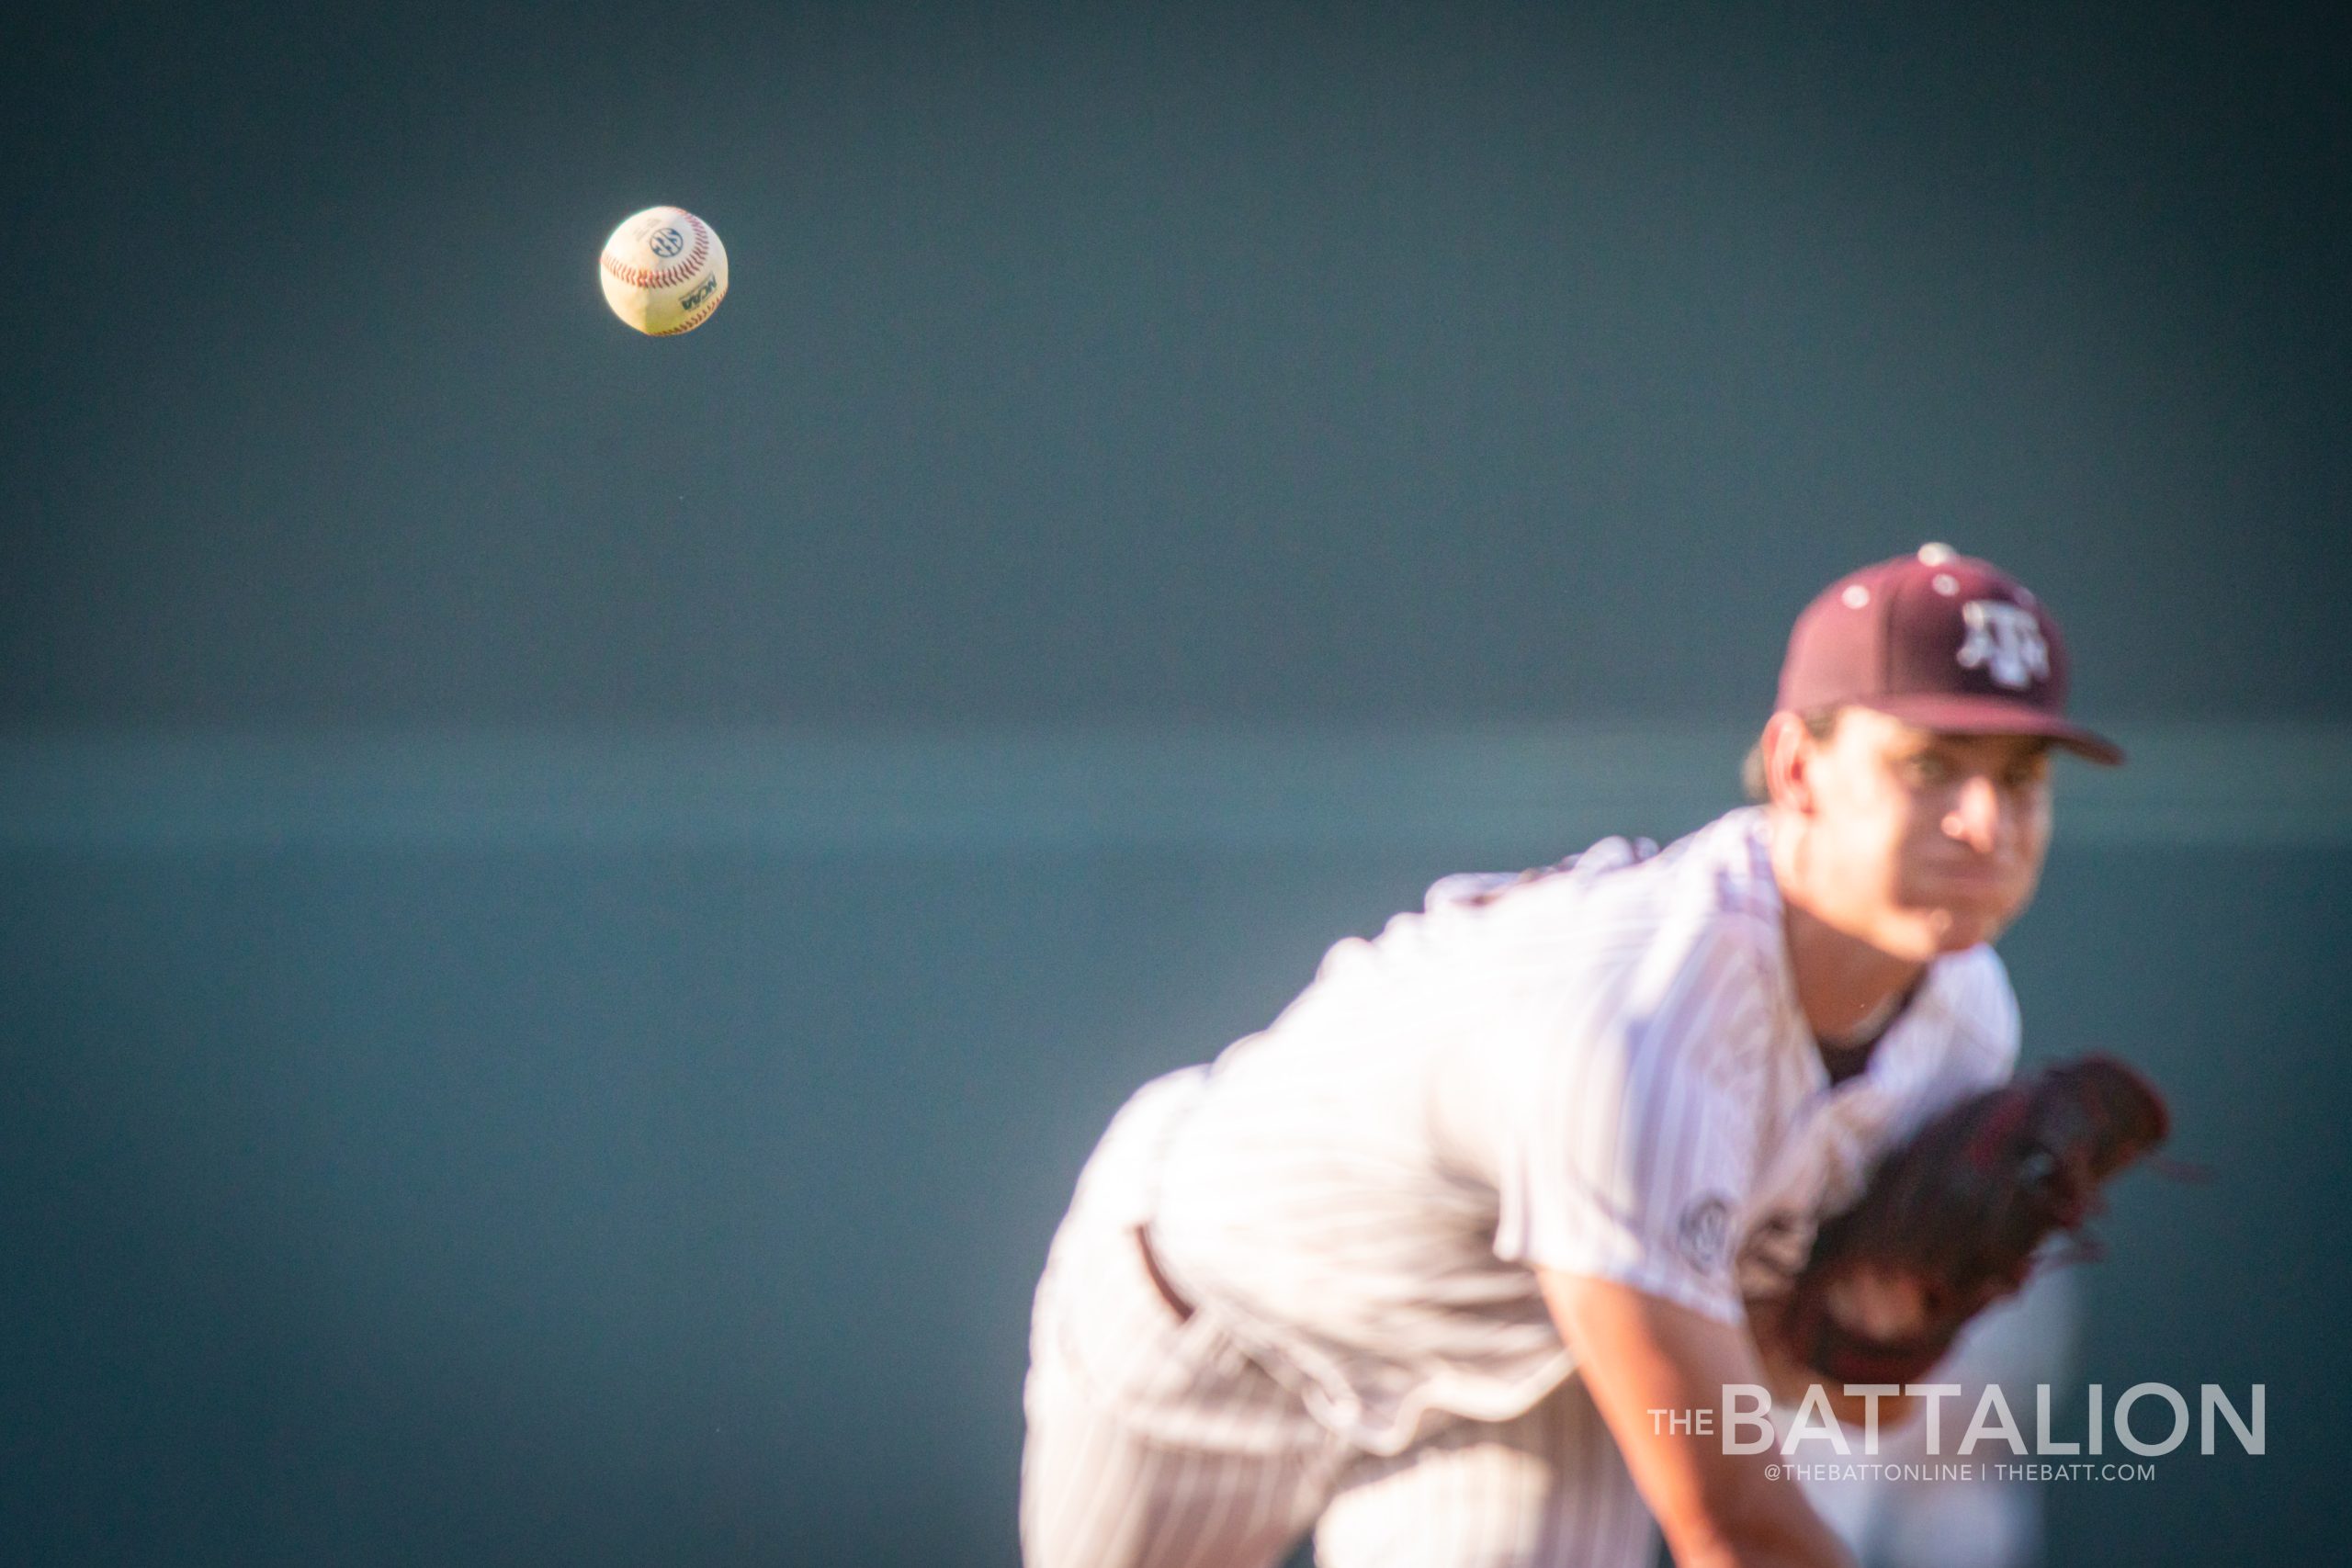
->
xmin=1022 ymin=545 xmax=2126 ymax=1568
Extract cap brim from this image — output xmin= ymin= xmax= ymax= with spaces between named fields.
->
xmin=1849 ymin=694 xmax=2125 ymax=766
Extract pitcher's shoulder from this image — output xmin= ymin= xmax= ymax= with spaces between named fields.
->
xmin=1924 ymin=944 xmax=2022 ymax=1065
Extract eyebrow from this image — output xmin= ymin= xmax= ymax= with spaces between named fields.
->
xmin=1916 ymin=734 xmax=2053 ymax=761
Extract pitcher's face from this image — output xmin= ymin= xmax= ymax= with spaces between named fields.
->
xmin=1796 ymin=708 xmax=2053 ymax=959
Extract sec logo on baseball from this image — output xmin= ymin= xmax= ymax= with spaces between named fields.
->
xmin=599 ymin=206 xmax=729 ymax=336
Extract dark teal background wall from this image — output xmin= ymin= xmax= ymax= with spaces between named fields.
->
xmin=6 ymin=2 xmax=2348 ymax=728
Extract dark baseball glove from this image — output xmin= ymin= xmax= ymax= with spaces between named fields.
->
xmin=1777 ymin=1055 xmax=2170 ymax=1386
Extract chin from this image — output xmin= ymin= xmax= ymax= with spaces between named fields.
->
xmin=1914 ymin=904 xmax=2010 ymax=954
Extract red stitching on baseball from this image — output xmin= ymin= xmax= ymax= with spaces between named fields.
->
xmin=602 ymin=211 xmax=712 ymax=290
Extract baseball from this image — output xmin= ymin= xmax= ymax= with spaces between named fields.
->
xmin=599 ymin=206 xmax=729 ymax=336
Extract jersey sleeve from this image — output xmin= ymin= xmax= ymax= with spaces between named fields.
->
xmin=1488 ymin=917 xmax=1773 ymax=1325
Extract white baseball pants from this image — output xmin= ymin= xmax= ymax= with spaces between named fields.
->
xmin=1020 ymin=1071 xmax=1657 ymax=1568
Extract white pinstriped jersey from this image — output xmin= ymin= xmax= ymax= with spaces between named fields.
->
xmin=1147 ymin=807 xmax=2020 ymax=1456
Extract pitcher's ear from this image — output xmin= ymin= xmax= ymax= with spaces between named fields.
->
xmin=1762 ymin=710 xmax=1822 ymax=815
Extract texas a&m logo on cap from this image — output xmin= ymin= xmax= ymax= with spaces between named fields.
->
xmin=1955 ymin=600 xmax=2051 ymax=691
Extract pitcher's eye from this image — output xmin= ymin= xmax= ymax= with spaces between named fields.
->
xmin=1900 ymin=751 xmax=1955 ymax=786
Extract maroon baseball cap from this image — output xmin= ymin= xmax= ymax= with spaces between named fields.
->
xmin=1777 ymin=544 xmax=2123 ymax=764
